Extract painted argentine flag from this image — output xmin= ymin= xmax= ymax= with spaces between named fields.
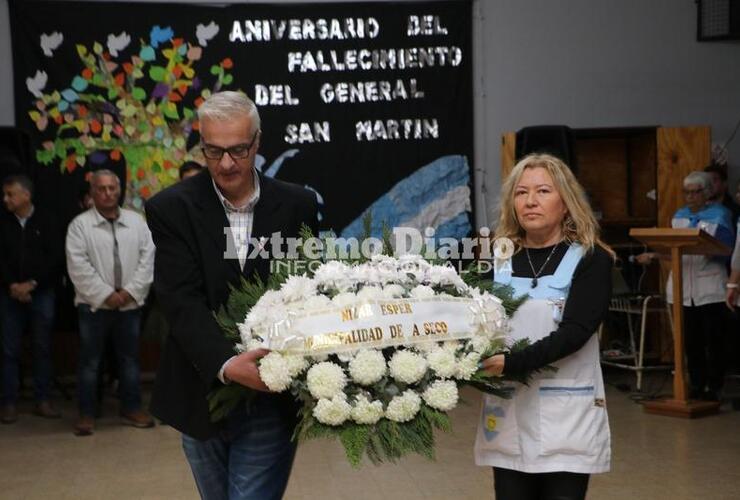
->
xmin=341 ymin=155 xmax=472 ymax=239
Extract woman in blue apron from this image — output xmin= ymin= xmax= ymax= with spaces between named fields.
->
xmin=476 ymin=154 xmax=614 ymax=500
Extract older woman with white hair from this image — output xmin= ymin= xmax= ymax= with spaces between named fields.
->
xmin=636 ymin=170 xmax=734 ymax=401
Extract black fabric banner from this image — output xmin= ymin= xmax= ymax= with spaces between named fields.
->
xmin=10 ymin=0 xmax=473 ymax=238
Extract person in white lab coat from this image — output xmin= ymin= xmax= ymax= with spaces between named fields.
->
xmin=477 ymin=154 xmax=614 ymax=500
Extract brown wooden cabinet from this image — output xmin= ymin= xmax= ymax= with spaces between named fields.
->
xmin=501 ymin=126 xmax=711 ymax=365
xmin=502 ymin=126 xmax=711 ymax=243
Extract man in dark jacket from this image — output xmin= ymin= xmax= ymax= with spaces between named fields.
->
xmin=1 ymin=174 xmax=62 ymax=423
xmin=146 ymin=91 xmax=318 ymax=500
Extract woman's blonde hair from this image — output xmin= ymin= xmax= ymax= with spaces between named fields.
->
xmin=495 ymin=153 xmax=615 ymax=258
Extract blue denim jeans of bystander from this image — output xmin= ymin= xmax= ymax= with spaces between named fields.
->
xmin=77 ymin=304 xmax=143 ymax=416
xmin=1 ymin=288 xmax=56 ymax=405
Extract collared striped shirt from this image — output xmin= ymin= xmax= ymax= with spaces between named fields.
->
xmin=211 ymin=173 xmax=261 ymax=269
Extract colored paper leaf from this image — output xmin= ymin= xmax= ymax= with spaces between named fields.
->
xmin=163 ymin=103 xmax=179 ymax=119
xmin=71 ymin=76 xmax=88 ymax=92
xmin=139 ymin=46 xmax=156 ymax=61
xmin=132 ymin=87 xmax=146 ymax=101
xmin=149 ymin=66 xmax=167 ymax=82
xmin=61 ymin=89 xmax=79 ymax=102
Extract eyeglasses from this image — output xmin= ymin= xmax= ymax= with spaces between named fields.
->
xmin=201 ymin=131 xmax=259 ymax=161
xmin=683 ymin=188 xmax=705 ymax=197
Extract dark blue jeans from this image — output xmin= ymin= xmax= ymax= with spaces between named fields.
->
xmin=1 ymin=287 xmax=56 ymax=405
xmin=77 ymin=305 xmax=142 ymax=416
xmin=182 ymin=396 xmax=297 ymax=500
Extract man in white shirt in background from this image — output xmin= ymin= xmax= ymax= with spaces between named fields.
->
xmin=66 ymin=169 xmax=155 ymax=436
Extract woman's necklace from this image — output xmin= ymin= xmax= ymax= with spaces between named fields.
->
xmin=525 ymin=242 xmax=561 ymax=288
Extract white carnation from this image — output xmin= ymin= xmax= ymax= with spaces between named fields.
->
xmin=410 ymin=285 xmax=435 ymax=299
xmin=332 ymin=292 xmax=357 ymax=307
xmin=426 ymin=348 xmax=458 ymax=379
xmin=382 ymin=284 xmax=406 ymax=298
xmin=348 ymin=349 xmax=387 ymax=386
xmin=385 ymin=390 xmax=422 ymax=422
xmin=313 ymin=395 xmax=351 ymax=426
xmin=356 ymin=286 xmax=384 ymax=301
xmin=350 ymin=394 xmax=384 ymax=424
xmin=306 ymin=362 xmax=347 ymax=399
xmin=258 ymin=352 xmax=293 ymax=392
xmin=456 ymin=351 xmax=480 ymax=380
xmin=388 ymin=350 xmax=427 ymax=384
xmin=422 ymin=380 xmax=459 ymax=411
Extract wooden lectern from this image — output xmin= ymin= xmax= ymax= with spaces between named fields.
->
xmin=629 ymin=228 xmax=731 ymax=417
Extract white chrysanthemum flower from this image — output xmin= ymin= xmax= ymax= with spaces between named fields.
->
xmin=413 ymin=341 xmax=441 ymax=353
xmin=351 ymin=264 xmax=379 ymax=285
xmin=456 ymin=351 xmax=480 ymax=380
xmin=258 ymin=352 xmax=293 ymax=392
xmin=284 ymin=354 xmax=309 ymax=377
xmin=332 ymin=292 xmax=357 ymax=307
xmin=348 ymin=349 xmax=387 ymax=386
xmin=244 ymin=338 xmax=264 ymax=351
xmin=336 ymin=350 xmax=357 ymax=363
xmin=442 ymin=340 xmax=461 ymax=353
xmin=470 ymin=334 xmax=492 ymax=354
xmin=303 ymin=294 xmax=332 ymax=311
xmin=356 ymin=286 xmax=384 ymax=301
xmin=426 ymin=347 xmax=458 ymax=379
xmin=313 ymin=395 xmax=351 ymax=426
xmin=409 ymin=284 xmax=435 ymax=299
xmin=237 ymin=321 xmax=254 ymax=344
xmin=422 ymin=380 xmax=459 ymax=411
xmin=385 ymin=390 xmax=422 ymax=422
xmin=280 ymin=275 xmax=316 ymax=303
xmin=388 ymin=350 xmax=427 ymax=384
xmin=306 ymin=362 xmax=347 ymax=399
xmin=398 ymin=254 xmax=428 ymax=267
xmin=314 ymin=261 xmax=353 ymax=291
xmin=259 ymin=290 xmax=284 ymax=307
xmin=350 ymin=394 xmax=384 ymax=424
xmin=382 ymin=284 xmax=405 ymax=298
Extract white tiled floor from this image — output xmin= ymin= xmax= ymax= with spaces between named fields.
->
xmin=1 ymin=373 xmax=739 ymax=499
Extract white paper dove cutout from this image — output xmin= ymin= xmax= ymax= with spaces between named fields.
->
xmin=26 ymin=70 xmax=48 ymax=98
xmin=196 ymin=21 xmax=219 ymax=46
xmin=107 ymin=31 xmax=131 ymax=57
xmin=40 ymin=32 xmax=63 ymax=57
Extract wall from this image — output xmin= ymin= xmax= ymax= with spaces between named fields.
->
xmin=1 ymin=0 xmax=739 ymax=227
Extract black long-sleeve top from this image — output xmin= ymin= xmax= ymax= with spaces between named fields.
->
xmin=496 ymin=243 xmax=613 ymax=378
xmin=0 ymin=207 xmax=63 ymax=290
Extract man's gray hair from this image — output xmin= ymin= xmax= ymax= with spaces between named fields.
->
xmin=683 ymin=171 xmax=712 ymax=196
xmin=197 ymin=91 xmax=261 ymax=133
xmin=91 ymin=169 xmax=121 ymax=186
